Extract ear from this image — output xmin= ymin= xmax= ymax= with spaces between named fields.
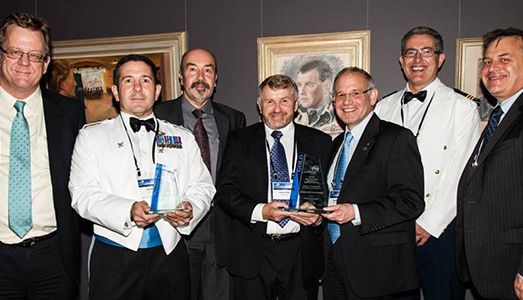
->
xmin=178 ymin=71 xmax=183 ymax=85
xmin=42 ymin=56 xmax=51 ymax=74
xmin=399 ymin=55 xmax=405 ymax=68
xmin=294 ymin=98 xmax=300 ymax=112
xmin=369 ymin=88 xmax=379 ymax=106
xmin=111 ymin=85 xmax=120 ymax=102
xmin=437 ymin=53 xmax=446 ymax=68
xmin=214 ymin=73 xmax=218 ymax=87
xmin=154 ymin=84 xmax=162 ymax=101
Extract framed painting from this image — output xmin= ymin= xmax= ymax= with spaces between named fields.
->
xmin=455 ymin=37 xmax=494 ymax=121
xmin=258 ymin=30 xmax=370 ymax=138
xmin=51 ymin=32 xmax=187 ymax=123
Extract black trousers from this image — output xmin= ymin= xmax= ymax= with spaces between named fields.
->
xmin=323 ymin=239 xmax=391 ymax=300
xmin=393 ymin=219 xmax=465 ymax=300
xmin=232 ymin=235 xmax=317 ymax=300
xmin=0 ymin=234 xmax=76 ymax=300
xmin=89 ymin=239 xmax=190 ymax=300
xmin=186 ymin=208 xmax=231 ymax=300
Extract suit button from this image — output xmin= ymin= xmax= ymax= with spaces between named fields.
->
xmin=443 ymin=145 xmax=448 ymax=150
xmin=435 ymin=170 xmax=440 ymax=175
xmin=426 ymin=193 xmax=430 ymax=198
xmin=124 ymin=222 xmax=129 ymax=228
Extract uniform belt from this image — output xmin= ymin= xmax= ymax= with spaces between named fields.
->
xmin=6 ymin=231 xmax=57 ymax=248
xmin=262 ymin=232 xmax=300 ymax=242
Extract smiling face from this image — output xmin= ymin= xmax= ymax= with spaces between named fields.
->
xmin=111 ymin=61 xmax=161 ymax=118
xmin=258 ymin=86 xmax=299 ymax=130
xmin=481 ymin=36 xmax=523 ymax=103
xmin=399 ymin=34 xmax=445 ymax=93
xmin=0 ymin=26 xmax=49 ymax=99
xmin=179 ymin=49 xmax=217 ymax=108
xmin=333 ymin=72 xmax=377 ymax=130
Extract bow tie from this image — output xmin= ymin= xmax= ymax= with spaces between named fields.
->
xmin=129 ymin=117 xmax=155 ymax=132
xmin=403 ymin=90 xmax=427 ymax=104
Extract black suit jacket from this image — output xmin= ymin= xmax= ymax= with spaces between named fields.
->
xmin=42 ymin=89 xmax=86 ymax=282
xmin=329 ymin=114 xmax=424 ymax=297
xmin=154 ymin=96 xmax=246 ymax=266
xmin=456 ymin=93 xmax=523 ymax=299
xmin=215 ymin=123 xmax=331 ymax=289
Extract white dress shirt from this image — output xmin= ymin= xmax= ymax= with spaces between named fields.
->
xmin=251 ymin=122 xmax=300 ymax=234
xmin=0 ymin=86 xmax=56 ymax=243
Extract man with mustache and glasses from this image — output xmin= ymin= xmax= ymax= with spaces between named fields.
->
xmin=374 ymin=26 xmax=481 ymax=300
xmin=69 ymin=54 xmax=214 ymax=300
xmin=215 ymin=75 xmax=331 ymax=299
xmin=456 ymin=27 xmax=523 ymax=300
xmin=155 ymin=48 xmax=245 ymax=300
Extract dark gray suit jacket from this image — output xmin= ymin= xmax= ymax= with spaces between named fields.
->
xmin=457 ymin=93 xmax=523 ymax=299
xmin=154 ymin=96 xmax=246 ymax=266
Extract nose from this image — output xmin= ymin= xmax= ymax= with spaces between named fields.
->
xmin=413 ymin=51 xmax=423 ymax=62
xmin=17 ymin=53 xmax=31 ymax=66
xmin=133 ymin=81 xmax=142 ymax=91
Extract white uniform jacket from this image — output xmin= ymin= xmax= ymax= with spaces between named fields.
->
xmin=69 ymin=115 xmax=214 ymax=254
xmin=375 ymin=78 xmax=481 ymax=237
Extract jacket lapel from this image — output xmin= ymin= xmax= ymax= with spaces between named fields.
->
xmin=213 ymin=103 xmax=230 ymax=174
xmin=340 ymin=114 xmax=378 ymax=195
xmin=43 ymin=92 xmax=63 ymax=183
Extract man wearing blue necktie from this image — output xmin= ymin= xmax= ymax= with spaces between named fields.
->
xmin=456 ymin=27 xmax=523 ymax=300
xmin=69 ymin=54 xmax=214 ymax=299
xmin=215 ymin=74 xmax=331 ymax=299
xmin=322 ymin=67 xmax=424 ymax=299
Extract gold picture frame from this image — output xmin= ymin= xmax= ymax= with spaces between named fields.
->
xmin=455 ymin=37 xmax=493 ymax=121
xmin=51 ymin=32 xmax=187 ymax=123
xmin=257 ymin=30 xmax=370 ymax=138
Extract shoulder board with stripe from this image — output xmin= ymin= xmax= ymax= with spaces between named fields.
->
xmin=453 ymin=88 xmax=481 ymax=105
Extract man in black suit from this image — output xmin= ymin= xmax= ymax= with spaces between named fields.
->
xmin=322 ymin=67 xmax=424 ymax=299
xmin=0 ymin=13 xmax=85 ymax=299
xmin=215 ymin=74 xmax=331 ymax=299
xmin=155 ymin=48 xmax=245 ymax=300
xmin=456 ymin=27 xmax=523 ymax=300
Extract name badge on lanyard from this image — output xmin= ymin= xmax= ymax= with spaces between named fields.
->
xmin=272 ymin=182 xmax=293 ymax=201
xmin=137 ymin=177 xmax=154 ymax=203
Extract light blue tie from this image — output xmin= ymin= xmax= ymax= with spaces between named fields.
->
xmin=270 ymin=131 xmax=291 ymax=228
xmin=8 ymin=101 xmax=32 ymax=238
xmin=328 ymin=131 xmax=353 ymax=243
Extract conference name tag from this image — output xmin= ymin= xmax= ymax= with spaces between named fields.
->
xmin=138 ymin=178 xmax=154 ymax=202
xmin=272 ymin=182 xmax=293 ymax=201
xmin=328 ymin=190 xmax=340 ymax=206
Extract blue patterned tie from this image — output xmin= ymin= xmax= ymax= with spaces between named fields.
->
xmin=8 ymin=101 xmax=32 ymax=238
xmin=478 ymin=105 xmax=503 ymax=158
xmin=328 ymin=131 xmax=353 ymax=243
xmin=270 ymin=131 xmax=290 ymax=227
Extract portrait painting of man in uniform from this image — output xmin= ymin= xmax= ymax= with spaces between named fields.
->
xmin=258 ymin=30 xmax=370 ymax=138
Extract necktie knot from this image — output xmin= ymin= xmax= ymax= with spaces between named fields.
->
xmin=271 ymin=130 xmax=283 ymax=142
xmin=14 ymin=101 xmax=26 ymax=113
xmin=490 ymin=105 xmax=504 ymax=121
xmin=403 ymin=90 xmax=427 ymax=104
xmin=129 ymin=117 xmax=155 ymax=133
xmin=192 ymin=109 xmax=203 ymax=119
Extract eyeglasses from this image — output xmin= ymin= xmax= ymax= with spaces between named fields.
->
xmin=0 ymin=46 xmax=46 ymax=63
xmin=403 ymin=48 xmax=441 ymax=58
xmin=333 ymin=88 xmax=373 ymax=101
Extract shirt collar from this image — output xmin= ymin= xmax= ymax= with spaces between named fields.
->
xmin=405 ymin=77 xmax=440 ymax=95
xmin=345 ymin=111 xmax=374 ymax=141
xmin=0 ymin=84 xmax=42 ymax=114
xmin=498 ymin=87 xmax=523 ymax=115
xmin=264 ymin=121 xmax=295 ymax=139
xmin=182 ymin=95 xmax=213 ymax=115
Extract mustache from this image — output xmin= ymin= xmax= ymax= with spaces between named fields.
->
xmin=190 ymin=80 xmax=210 ymax=89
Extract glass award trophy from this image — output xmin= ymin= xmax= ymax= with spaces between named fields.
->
xmin=145 ymin=164 xmax=191 ymax=214
xmin=281 ymin=152 xmax=331 ymax=214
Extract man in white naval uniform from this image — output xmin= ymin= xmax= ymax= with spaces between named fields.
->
xmin=374 ymin=26 xmax=481 ymax=300
xmin=69 ymin=54 xmax=214 ymax=300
